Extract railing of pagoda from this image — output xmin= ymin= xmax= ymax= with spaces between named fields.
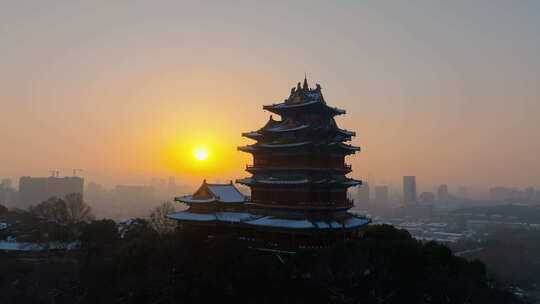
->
xmin=246 ymin=164 xmax=352 ymax=170
xmin=250 ymin=199 xmax=354 ymax=209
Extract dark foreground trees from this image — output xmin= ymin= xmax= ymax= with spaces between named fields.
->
xmin=0 ymin=224 xmax=526 ymax=304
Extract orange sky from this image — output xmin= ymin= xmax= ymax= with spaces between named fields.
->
xmin=1 ymin=1 xmax=539 ymax=191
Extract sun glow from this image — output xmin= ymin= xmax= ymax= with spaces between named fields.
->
xmin=194 ymin=147 xmax=209 ymax=161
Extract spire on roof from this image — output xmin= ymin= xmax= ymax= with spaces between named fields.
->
xmin=303 ymin=74 xmax=309 ymax=90
xmin=297 ymin=82 xmax=301 ymax=91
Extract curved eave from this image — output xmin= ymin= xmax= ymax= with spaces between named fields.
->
xmin=238 ymin=145 xmax=257 ymax=153
xmin=237 ymin=178 xmax=361 ymax=186
xmin=337 ymin=128 xmax=356 ymax=137
xmin=263 ymin=101 xmax=346 ymax=116
xmin=337 ymin=143 xmax=361 ymax=153
xmin=174 ymin=196 xmax=216 ymax=204
xmin=238 ymin=141 xmax=311 ymax=153
xmin=167 ymin=212 xmax=371 ymax=230
xmin=247 ymin=166 xmax=352 ymax=174
xmin=342 ymin=179 xmax=362 ymax=186
xmin=259 ymin=141 xmax=311 ymax=148
xmin=262 ymin=124 xmax=310 ymax=133
xmin=241 ymin=131 xmax=262 ymax=139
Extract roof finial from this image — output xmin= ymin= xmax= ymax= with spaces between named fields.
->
xmin=303 ymin=73 xmax=309 ymax=90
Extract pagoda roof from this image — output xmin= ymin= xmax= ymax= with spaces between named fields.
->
xmin=175 ymin=180 xmax=246 ymax=204
xmin=167 ymin=210 xmax=370 ymax=229
xmin=264 ymin=122 xmax=310 ymax=132
xmin=337 ymin=128 xmax=356 ymax=137
xmin=262 ymin=79 xmax=346 ymax=116
xmin=238 ymin=141 xmax=359 ymax=153
xmin=167 ymin=211 xmax=255 ymax=223
xmin=245 ymin=216 xmax=314 ymax=229
xmin=263 ymin=100 xmax=346 ymax=116
xmin=236 ymin=177 xmax=361 ymax=186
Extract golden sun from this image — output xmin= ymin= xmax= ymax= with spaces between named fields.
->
xmin=194 ymin=147 xmax=209 ymax=161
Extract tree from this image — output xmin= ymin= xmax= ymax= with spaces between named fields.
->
xmin=28 ymin=197 xmax=68 ymax=224
xmin=149 ymin=201 xmax=177 ymax=234
xmin=64 ymin=193 xmax=94 ymax=224
xmin=80 ymin=219 xmax=119 ymax=257
xmin=0 ymin=204 xmax=7 ymax=215
xmin=28 ymin=193 xmax=93 ymax=225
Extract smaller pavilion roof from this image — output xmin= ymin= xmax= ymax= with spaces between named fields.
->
xmin=175 ymin=180 xmax=247 ymax=204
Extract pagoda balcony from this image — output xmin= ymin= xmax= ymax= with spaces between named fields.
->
xmin=246 ymin=164 xmax=352 ymax=171
xmin=249 ymin=199 xmax=354 ymax=209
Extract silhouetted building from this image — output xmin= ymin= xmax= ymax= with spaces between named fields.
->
xmin=524 ymin=187 xmax=535 ymax=201
xmin=86 ymin=181 xmax=105 ymax=199
xmin=419 ymin=191 xmax=435 ymax=203
xmin=357 ymin=181 xmax=370 ymax=206
xmin=0 ymin=179 xmax=17 ymax=208
xmin=374 ymin=185 xmax=389 ymax=204
xmin=1 ymin=178 xmax=13 ymax=189
xmin=113 ymin=185 xmax=154 ymax=201
xmin=403 ymin=176 xmax=417 ymax=204
xmin=169 ymin=78 xmax=369 ymax=252
xmin=457 ymin=186 xmax=469 ymax=199
xmin=437 ymin=184 xmax=449 ymax=202
xmin=19 ymin=176 xmax=84 ymax=209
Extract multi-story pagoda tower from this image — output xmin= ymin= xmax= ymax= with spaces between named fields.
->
xmin=169 ymin=78 xmax=369 ymax=252
xmin=238 ymin=77 xmax=360 ymax=210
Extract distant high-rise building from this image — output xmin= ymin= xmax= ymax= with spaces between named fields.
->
xmin=437 ymin=184 xmax=449 ymax=202
xmin=0 ymin=179 xmax=16 ymax=208
xmin=374 ymin=185 xmax=389 ymax=203
xmin=357 ymin=182 xmax=370 ymax=205
xmin=114 ymin=185 xmax=154 ymax=198
xmin=457 ymin=186 xmax=468 ymax=199
xmin=86 ymin=181 xmax=104 ymax=198
xmin=403 ymin=176 xmax=416 ymax=204
xmin=19 ymin=176 xmax=84 ymax=209
xmin=1 ymin=179 xmax=13 ymax=189
xmin=524 ymin=187 xmax=535 ymax=201
xmin=419 ymin=191 xmax=435 ymax=203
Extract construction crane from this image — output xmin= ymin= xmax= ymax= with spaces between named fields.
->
xmin=72 ymin=169 xmax=84 ymax=176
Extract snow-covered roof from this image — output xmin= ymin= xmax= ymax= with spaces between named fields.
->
xmin=207 ymin=184 xmax=246 ymax=203
xmin=314 ymin=221 xmax=331 ymax=228
xmin=258 ymin=141 xmax=310 ymax=148
xmin=257 ymin=178 xmax=309 ymax=185
xmin=338 ymin=143 xmax=360 ymax=151
xmin=238 ymin=177 xmax=359 ymax=186
xmin=343 ymin=216 xmax=370 ymax=228
xmin=238 ymin=145 xmax=256 ymax=152
xmin=342 ymin=180 xmax=362 ymax=186
xmin=245 ymin=216 xmax=315 ymax=229
xmin=266 ymin=100 xmax=319 ymax=109
xmin=167 ymin=211 xmax=216 ymax=221
xmin=175 ymin=181 xmax=246 ymax=204
xmin=0 ymin=241 xmax=77 ymax=251
xmin=242 ymin=131 xmax=262 ymax=138
xmin=338 ymin=129 xmax=356 ymax=136
xmin=175 ymin=196 xmax=215 ymax=203
xmin=215 ymin=212 xmax=255 ymax=222
xmin=264 ymin=124 xmax=310 ymax=132
xmin=167 ymin=210 xmax=370 ymax=230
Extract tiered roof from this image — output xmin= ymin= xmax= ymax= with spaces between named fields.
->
xmin=175 ymin=180 xmax=246 ymax=204
xmin=238 ymin=78 xmax=359 ymax=155
xmin=167 ymin=209 xmax=369 ymax=229
xmin=262 ymin=78 xmax=346 ymax=116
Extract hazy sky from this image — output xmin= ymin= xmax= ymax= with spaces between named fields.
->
xmin=1 ymin=1 xmax=539 ymax=190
